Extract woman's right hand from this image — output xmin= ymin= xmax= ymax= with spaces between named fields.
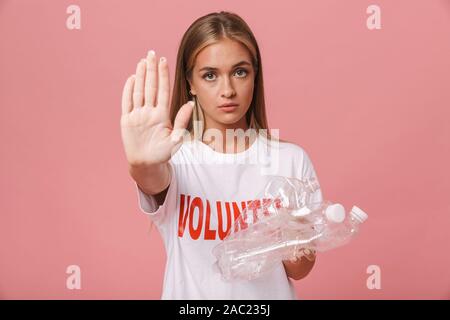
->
xmin=120 ymin=50 xmax=194 ymax=167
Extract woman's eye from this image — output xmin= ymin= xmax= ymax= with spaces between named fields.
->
xmin=235 ymin=69 xmax=248 ymax=77
xmin=202 ymin=69 xmax=248 ymax=81
xmin=203 ymin=72 xmax=216 ymax=81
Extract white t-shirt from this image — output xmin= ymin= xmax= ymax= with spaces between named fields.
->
xmin=135 ymin=133 xmax=323 ymax=300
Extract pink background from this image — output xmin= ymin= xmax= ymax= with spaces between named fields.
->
xmin=1 ymin=0 xmax=449 ymax=299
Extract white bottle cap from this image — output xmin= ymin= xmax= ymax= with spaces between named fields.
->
xmin=351 ymin=205 xmax=368 ymax=223
xmin=325 ymin=203 xmax=346 ymax=223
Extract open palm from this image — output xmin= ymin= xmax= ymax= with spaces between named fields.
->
xmin=120 ymin=50 xmax=193 ymax=166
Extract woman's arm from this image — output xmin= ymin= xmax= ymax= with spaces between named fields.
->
xmin=120 ymin=51 xmax=193 ymax=207
xmin=129 ymin=162 xmax=171 ymax=206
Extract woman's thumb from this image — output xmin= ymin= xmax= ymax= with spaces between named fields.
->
xmin=170 ymin=101 xmax=194 ymax=143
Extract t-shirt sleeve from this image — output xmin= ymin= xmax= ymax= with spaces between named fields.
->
xmin=297 ymin=149 xmax=324 ymax=204
xmin=134 ymin=161 xmax=177 ymax=225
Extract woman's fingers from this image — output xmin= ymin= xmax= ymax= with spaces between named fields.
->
xmin=288 ymin=247 xmax=316 ymax=263
xmin=289 ymin=246 xmax=301 ymax=262
xmin=124 ymin=51 xmax=169 ymax=113
xmin=145 ymin=50 xmax=157 ymax=107
xmin=133 ymin=59 xmax=146 ymax=108
xmin=303 ymin=249 xmax=317 ymax=262
xmin=157 ymin=56 xmax=170 ymax=110
xmin=121 ymin=75 xmax=135 ymax=115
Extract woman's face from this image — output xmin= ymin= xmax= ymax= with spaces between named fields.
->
xmin=188 ymin=38 xmax=255 ymax=131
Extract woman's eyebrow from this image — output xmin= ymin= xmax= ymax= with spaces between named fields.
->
xmin=198 ymin=60 xmax=251 ymax=72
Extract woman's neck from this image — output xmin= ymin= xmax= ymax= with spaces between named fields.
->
xmin=191 ymin=120 xmax=257 ymax=154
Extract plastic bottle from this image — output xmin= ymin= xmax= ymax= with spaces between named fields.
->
xmin=212 ymin=203 xmax=368 ymax=282
xmin=303 ymin=205 xmax=369 ymax=251
xmin=231 ymin=176 xmax=321 ymax=234
xmin=262 ymin=175 xmax=321 ymax=211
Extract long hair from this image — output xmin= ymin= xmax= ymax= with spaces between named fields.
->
xmin=148 ymin=12 xmax=287 ymax=236
xmin=170 ymin=11 xmax=279 ymax=142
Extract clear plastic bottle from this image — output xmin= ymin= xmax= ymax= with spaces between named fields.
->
xmin=212 ymin=176 xmax=368 ymax=282
xmin=262 ymin=175 xmax=321 ymax=211
xmin=305 ymin=205 xmax=369 ymax=251
xmin=282 ymin=200 xmax=346 ymax=231
xmin=212 ymin=202 xmax=368 ymax=282
xmin=231 ymin=176 xmax=321 ymax=234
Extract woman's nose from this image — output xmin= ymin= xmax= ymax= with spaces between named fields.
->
xmin=221 ymin=78 xmax=236 ymax=98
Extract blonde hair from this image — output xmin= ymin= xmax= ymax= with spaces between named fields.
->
xmin=148 ymin=11 xmax=288 ymax=235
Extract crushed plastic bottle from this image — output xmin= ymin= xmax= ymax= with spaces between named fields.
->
xmin=212 ymin=176 xmax=368 ymax=282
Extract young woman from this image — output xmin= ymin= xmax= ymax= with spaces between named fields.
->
xmin=120 ymin=11 xmax=322 ymax=300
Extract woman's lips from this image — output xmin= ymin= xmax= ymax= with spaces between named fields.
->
xmin=218 ymin=104 xmax=239 ymax=112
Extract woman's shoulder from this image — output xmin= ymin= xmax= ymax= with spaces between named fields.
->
xmin=264 ymin=136 xmax=317 ymax=169
xmin=262 ymin=135 xmax=308 ymax=156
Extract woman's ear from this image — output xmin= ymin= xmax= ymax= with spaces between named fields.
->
xmin=187 ymin=78 xmax=197 ymax=96
xmin=188 ymin=83 xmax=197 ymax=96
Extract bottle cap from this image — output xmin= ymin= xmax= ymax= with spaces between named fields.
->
xmin=325 ymin=203 xmax=346 ymax=223
xmin=351 ymin=205 xmax=368 ymax=223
